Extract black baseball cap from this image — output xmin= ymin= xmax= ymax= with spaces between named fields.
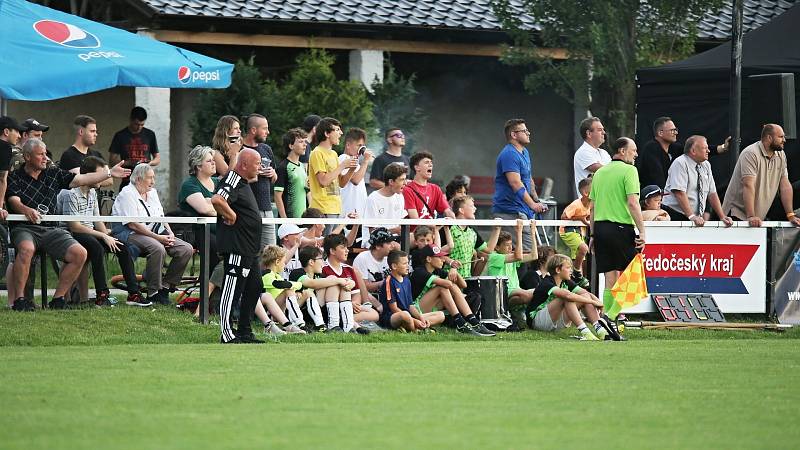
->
xmin=641 ymin=185 xmax=666 ymax=200
xmin=0 ymin=116 xmax=26 ymax=132
xmin=418 ymin=245 xmax=448 ymax=259
xmin=369 ymin=227 xmax=400 ymax=247
xmin=21 ymin=118 xmax=49 ymax=132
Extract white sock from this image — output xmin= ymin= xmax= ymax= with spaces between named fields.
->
xmin=340 ymin=301 xmax=355 ymax=332
xmin=594 ymin=322 xmax=604 ymax=332
xmin=285 ymin=296 xmax=305 ymax=327
xmin=305 ymin=294 xmax=325 ymax=327
xmin=326 ymin=302 xmax=340 ymax=329
xmin=577 ymin=323 xmax=590 ymax=333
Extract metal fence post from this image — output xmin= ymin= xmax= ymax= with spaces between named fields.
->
xmin=198 ymin=220 xmax=210 ymax=325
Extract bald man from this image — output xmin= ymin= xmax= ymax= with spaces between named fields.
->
xmin=212 ymin=148 xmax=265 ymax=343
xmin=722 ymin=124 xmax=800 ymax=227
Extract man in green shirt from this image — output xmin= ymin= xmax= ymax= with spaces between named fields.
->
xmin=275 ymin=128 xmax=309 ymax=218
xmin=589 ymin=137 xmax=646 ymax=318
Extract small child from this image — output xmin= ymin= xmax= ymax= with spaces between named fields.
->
xmin=379 ymin=250 xmax=445 ymax=332
xmin=640 ymin=185 xmax=670 ymax=221
xmin=485 ymin=219 xmax=539 ymax=307
xmin=560 ymin=177 xmax=591 ymax=288
xmin=289 ymin=245 xmax=357 ymax=332
xmin=261 ymin=246 xmax=308 ymax=334
xmin=527 ymin=254 xmax=617 ymax=341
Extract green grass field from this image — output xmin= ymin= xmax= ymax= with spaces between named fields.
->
xmin=1 ymin=307 xmax=799 ymax=449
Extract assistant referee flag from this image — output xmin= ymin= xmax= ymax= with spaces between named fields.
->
xmin=609 ymin=254 xmax=648 ymax=319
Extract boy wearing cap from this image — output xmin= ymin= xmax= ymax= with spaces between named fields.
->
xmin=640 ymin=185 xmax=670 ymax=221
xmin=409 ymin=245 xmax=495 ymax=336
xmin=277 ymin=223 xmax=306 ymax=278
xmin=353 ymin=227 xmax=399 ymax=296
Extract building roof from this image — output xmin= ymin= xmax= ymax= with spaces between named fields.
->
xmin=137 ymin=0 xmax=796 ymax=40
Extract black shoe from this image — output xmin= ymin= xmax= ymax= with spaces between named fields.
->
xmin=48 ymin=297 xmax=66 ymax=310
xmin=351 ymin=326 xmax=370 ymax=335
xmin=325 ymin=326 xmax=344 ymax=333
xmin=221 ymin=336 xmax=243 ymax=344
xmin=598 ymin=314 xmax=625 ymax=341
xmin=470 ymin=322 xmax=496 ymax=336
xmin=237 ymin=333 xmax=265 ymax=344
xmin=157 ymin=288 xmax=173 ymax=306
xmin=11 ymin=297 xmax=34 ymax=311
xmin=456 ymin=323 xmax=485 ymax=337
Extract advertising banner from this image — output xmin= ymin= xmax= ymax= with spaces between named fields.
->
xmin=770 ymin=228 xmax=800 ymax=323
xmin=620 ymin=227 xmax=767 ymax=313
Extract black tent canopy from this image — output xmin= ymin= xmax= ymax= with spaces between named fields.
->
xmin=636 ymin=3 xmax=800 ymax=190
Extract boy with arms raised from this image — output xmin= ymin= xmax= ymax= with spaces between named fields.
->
xmin=409 ymin=245 xmax=495 ymax=336
xmin=486 ymin=219 xmax=538 ymax=307
xmin=527 ymin=254 xmax=618 ymax=340
xmin=380 ymin=250 xmax=444 ymax=332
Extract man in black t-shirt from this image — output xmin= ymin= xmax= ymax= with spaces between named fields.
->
xmin=60 ymin=115 xmax=102 ymax=173
xmin=211 ymin=148 xmax=265 ymax=344
xmin=369 ymin=128 xmax=411 ymax=190
xmin=241 ymin=114 xmax=277 ymax=248
xmin=109 ymin=107 xmax=160 ymax=189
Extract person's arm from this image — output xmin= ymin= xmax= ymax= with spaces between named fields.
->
xmin=185 ymin=192 xmax=216 ymax=216
xmin=8 ymin=195 xmax=40 ymax=223
xmin=584 ymin=162 xmax=603 ymax=174
xmin=741 ymin=175 xmax=760 ymax=226
xmin=708 ymin=193 xmax=733 ymax=227
xmin=349 ymin=151 xmax=374 ymax=185
xmin=431 ymin=275 xmax=453 ymax=289
xmin=670 ymin=190 xmax=704 ymax=226
xmin=316 ymin=156 xmax=352 ymax=188
xmin=275 ymin=190 xmax=287 ymax=218
xmin=521 ymin=219 xmax=539 ymax=263
xmin=211 ymin=194 xmax=236 ymax=225
xmin=504 ymin=171 xmax=544 ymax=213
xmin=149 ymin=153 xmax=161 ymax=167
xmin=0 ymin=170 xmax=7 ymax=211
xmin=369 ymin=158 xmax=385 ymax=190
xmin=352 ymin=267 xmax=376 ymax=304
xmin=626 ymin=193 xmax=646 ymax=249
xmin=779 ymin=176 xmax=800 ymax=227
xmin=485 ymin=225 xmax=501 ymax=254
xmin=301 ymin=275 xmax=349 ymax=290
xmin=553 ymin=286 xmax=603 ymax=307
xmin=108 ymin=153 xmax=121 ymax=167
xmin=69 ymin=161 xmax=130 ymax=188
xmin=213 ymin=150 xmax=228 ymax=176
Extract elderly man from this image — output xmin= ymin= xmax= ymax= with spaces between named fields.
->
xmin=7 ymin=138 xmax=130 ymax=311
xmin=212 ymin=148 xmax=265 ymax=344
xmin=573 ymin=116 xmax=610 ymax=195
xmin=493 ymin=118 xmax=546 ymax=250
xmin=112 ymin=163 xmax=194 ymax=305
xmin=722 ymin=124 xmax=800 ymax=227
xmin=662 ymin=135 xmax=733 ymax=227
xmin=590 ymin=137 xmax=645 ymax=325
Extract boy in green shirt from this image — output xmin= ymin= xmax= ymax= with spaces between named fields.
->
xmin=485 ymin=219 xmax=538 ymax=307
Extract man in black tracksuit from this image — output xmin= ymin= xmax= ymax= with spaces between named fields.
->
xmin=212 ymin=148 xmax=265 ymax=344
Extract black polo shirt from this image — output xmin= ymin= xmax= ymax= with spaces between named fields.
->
xmin=7 ymin=166 xmax=75 ymax=227
xmin=0 ymin=139 xmax=12 ymax=172
xmin=215 ymin=170 xmax=261 ymax=256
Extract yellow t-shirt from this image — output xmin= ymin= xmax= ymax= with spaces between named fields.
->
xmin=308 ymin=146 xmax=342 ymax=214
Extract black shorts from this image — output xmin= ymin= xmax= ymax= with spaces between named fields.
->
xmin=593 ymin=221 xmax=638 ymax=273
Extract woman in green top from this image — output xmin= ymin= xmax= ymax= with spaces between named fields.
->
xmin=177 ymin=145 xmax=220 ymax=269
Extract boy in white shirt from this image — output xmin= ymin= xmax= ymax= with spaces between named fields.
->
xmin=353 ymin=228 xmax=400 ymax=300
xmin=338 ymin=127 xmax=374 ymax=220
xmin=362 ymin=162 xmax=408 ymax=247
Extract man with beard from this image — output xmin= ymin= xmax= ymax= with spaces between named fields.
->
xmin=722 ymin=124 xmax=800 ymax=227
xmin=242 ymin=113 xmax=278 ymax=247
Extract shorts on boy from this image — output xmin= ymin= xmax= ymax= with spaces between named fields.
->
xmin=530 ymin=307 xmax=567 ymax=331
xmin=558 ymin=229 xmax=584 ymax=259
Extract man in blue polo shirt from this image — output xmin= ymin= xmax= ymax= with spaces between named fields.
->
xmin=493 ymin=118 xmax=546 ymax=250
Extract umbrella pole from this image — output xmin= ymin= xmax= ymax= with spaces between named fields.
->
xmin=0 ymin=96 xmax=6 ymax=116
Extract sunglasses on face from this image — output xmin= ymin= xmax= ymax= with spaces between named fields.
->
xmin=390 ymin=132 xmax=405 ymax=139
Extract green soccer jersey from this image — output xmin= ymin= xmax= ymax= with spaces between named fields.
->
xmin=486 ymin=252 xmax=521 ymax=294
xmin=275 ymin=158 xmax=308 ymax=218
xmin=589 ymin=160 xmax=639 ymax=225
xmin=449 ymin=225 xmax=487 ymax=278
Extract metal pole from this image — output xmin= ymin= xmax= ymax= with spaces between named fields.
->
xmin=198 ymin=222 xmax=210 ymax=324
xmin=729 ymin=0 xmax=744 ymax=167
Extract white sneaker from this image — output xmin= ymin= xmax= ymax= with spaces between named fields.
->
xmin=284 ymin=324 xmax=307 ymax=334
xmin=265 ymin=322 xmax=286 ymax=335
xmin=579 ymin=330 xmax=600 ymax=341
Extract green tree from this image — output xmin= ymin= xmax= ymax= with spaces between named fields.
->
xmin=492 ymin=0 xmax=724 ymax=138
xmin=369 ymin=60 xmax=426 ymax=152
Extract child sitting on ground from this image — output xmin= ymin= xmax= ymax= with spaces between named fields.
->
xmin=527 ymin=254 xmax=616 ymax=341
xmin=485 ymin=219 xmax=539 ymax=308
xmin=559 ymin=177 xmax=591 ymax=288
xmin=322 ymin=234 xmax=375 ymax=334
xmin=640 ymin=185 xmax=671 ymax=221
xmin=289 ymin=245 xmax=357 ymax=332
xmin=261 ymin=245 xmax=308 ymax=334
xmin=379 ymin=250 xmax=445 ymax=332
xmin=409 ymin=245 xmax=495 ymax=337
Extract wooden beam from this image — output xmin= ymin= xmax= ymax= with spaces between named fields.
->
xmin=152 ymin=30 xmax=567 ymax=59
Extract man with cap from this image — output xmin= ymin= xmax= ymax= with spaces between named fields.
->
xmin=277 ymin=223 xmax=307 ymax=278
xmin=0 ymin=116 xmax=27 ymax=220
xmin=662 ymin=135 xmax=733 ymax=227
xmin=10 ymin=118 xmax=52 ymax=172
xmin=353 ymin=227 xmax=400 ymax=296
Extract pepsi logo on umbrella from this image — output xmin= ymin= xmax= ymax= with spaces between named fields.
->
xmin=33 ymin=20 xmax=100 ymax=48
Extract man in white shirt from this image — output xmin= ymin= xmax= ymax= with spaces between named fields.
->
xmin=363 ymin=162 xmax=408 ymax=247
xmin=573 ymin=116 xmax=610 ymax=195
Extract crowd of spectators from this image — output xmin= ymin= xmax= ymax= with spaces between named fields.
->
xmin=0 ymin=107 xmax=797 ymax=343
